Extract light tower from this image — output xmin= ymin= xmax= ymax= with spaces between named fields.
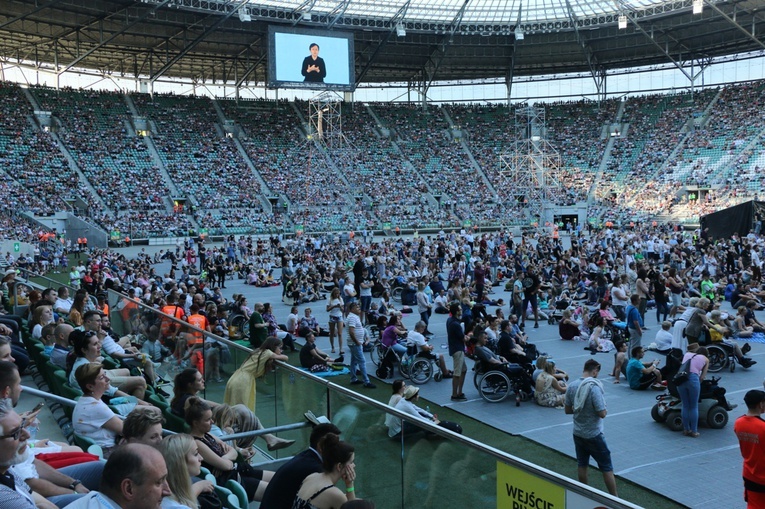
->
xmin=308 ymin=91 xmax=345 ymax=149
xmin=499 ymin=106 xmax=562 ymax=225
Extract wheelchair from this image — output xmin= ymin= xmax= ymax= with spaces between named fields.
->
xmin=471 ymin=359 xmax=533 ymax=405
xmin=706 ymin=340 xmax=754 ymax=373
xmin=373 ymin=342 xmax=443 ymax=385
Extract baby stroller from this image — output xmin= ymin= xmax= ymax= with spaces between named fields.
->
xmin=650 ymin=348 xmax=734 ymax=431
xmin=546 ymin=294 xmax=570 ymax=325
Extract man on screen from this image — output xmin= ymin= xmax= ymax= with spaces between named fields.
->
xmin=301 ymin=43 xmax=327 ymax=83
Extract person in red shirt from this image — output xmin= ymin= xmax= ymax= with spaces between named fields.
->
xmin=734 ymin=389 xmax=765 ymax=508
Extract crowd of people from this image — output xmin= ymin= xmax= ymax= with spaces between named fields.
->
xmin=2 ymin=204 xmax=765 ymax=505
xmin=0 ymin=362 xmax=370 ymax=509
xmin=5 ymin=80 xmax=765 ymax=239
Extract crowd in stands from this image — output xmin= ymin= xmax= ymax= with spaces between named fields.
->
xmin=192 ymin=207 xmax=283 ymax=235
xmin=0 ymin=83 xmax=90 ymax=214
xmin=372 ymin=103 xmax=501 ymax=220
xmin=132 ymin=94 xmax=262 ymax=210
xmin=4 ymin=80 xmax=765 ymax=239
xmin=31 ymin=87 xmax=167 ymax=214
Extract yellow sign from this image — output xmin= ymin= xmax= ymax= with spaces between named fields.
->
xmin=497 ymin=462 xmax=565 ymax=509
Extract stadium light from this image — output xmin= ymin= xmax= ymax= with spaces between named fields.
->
xmin=692 ymin=0 xmax=703 ymax=14
xmin=618 ymin=15 xmax=627 ymax=29
xmin=396 ymin=22 xmax=406 ymax=37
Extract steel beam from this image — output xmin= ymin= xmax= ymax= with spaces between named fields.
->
xmin=423 ymin=0 xmax=471 ymax=95
xmin=615 ymin=0 xmax=693 ymax=83
xmin=150 ymin=0 xmax=248 ymax=82
xmin=704 ymin=0 xmax=765 ymax=50
xmin=355 ymin=0 xmax=411 ymax=86
xmin=0 ymin=0 xmax=64 ymax=30
xmin=59 ymin=0 xmax=173 ymax=76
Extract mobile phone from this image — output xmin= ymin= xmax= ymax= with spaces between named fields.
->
xmin=31 ymin=402 xmax=44 ymax=413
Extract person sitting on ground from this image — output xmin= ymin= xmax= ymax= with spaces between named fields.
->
xmin=732 ymin=305 xmax=755 ymax=339
xmin=532 ymin=355 xmax=568 ymax=384
xmin=625 ymin=346 xmax=663 ymax=390
xmin=300 ymin=332 xmax=340 ymax=371
xmin=652 ymin=321 xmax=674 ymax=352
xmin=286 ymin=306 xmax=300 ymax=336
xmin=298 ymin=307 xmax=328 ymax=338
xmin=405 ymin=321 xmax=452 ymax=378
xmin=535 ymin=359 xmax=567 ymax=408
xmin=588 ymin=316 xmax=615 ymax=352
xmin=433 ymin=290 xmax=449 ymax=314
xmin=611 ymin=340 xmax=628 ymax=384
xmin=744 ymin=300 xmax=765 ymax=332
xmin=559 ymin=309 xmax=588 ymax=341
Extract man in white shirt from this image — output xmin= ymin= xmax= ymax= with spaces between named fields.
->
xmin=346 ymin=303 xmax=375 ymax=389
xmin=54 ymin=287 xmax=73 ymax=315
xmin=433 ymin=290 xmax=449 ymax=313
xmin=406 ymin=322 xmax=452 ymax=378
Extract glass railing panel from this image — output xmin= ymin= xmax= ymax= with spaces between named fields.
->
xmin=326 ymin=384 xmax=405 ymax=509
xmin=400 ymin=420 xmax=496 ymax=509
xmin=105 ymin=289 xmax=251 ymax=394
xmin=261 ymin=363 xmax=329 ymax=459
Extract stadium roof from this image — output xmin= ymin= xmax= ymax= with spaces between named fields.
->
xmin=1 ymin=0 xmax=765 ymax=89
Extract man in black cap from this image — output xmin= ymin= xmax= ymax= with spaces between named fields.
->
xmin=734 ymin=389 xmax=765 ymax=508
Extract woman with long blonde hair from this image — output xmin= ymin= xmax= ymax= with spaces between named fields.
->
xmin=159 ymin=433 xmax=216 ymax=509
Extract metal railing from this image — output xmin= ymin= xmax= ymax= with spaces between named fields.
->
xmin=105 ymin=289 xmax=642 ymax=509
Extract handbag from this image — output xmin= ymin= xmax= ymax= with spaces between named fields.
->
xmin=198 ymin=491 xmax=223 ymax=509
xmin=672 ymin=354 xmax=697 ymax=386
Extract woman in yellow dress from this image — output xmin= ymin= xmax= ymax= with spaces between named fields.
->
xmin=224 ymin=337 xmax=289 ymax=410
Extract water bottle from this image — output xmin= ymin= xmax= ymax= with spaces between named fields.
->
xmin=26 ymin=422 xmax=38 ymax=441
xmin=425 ymin=405 xmax=430 ymax=414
